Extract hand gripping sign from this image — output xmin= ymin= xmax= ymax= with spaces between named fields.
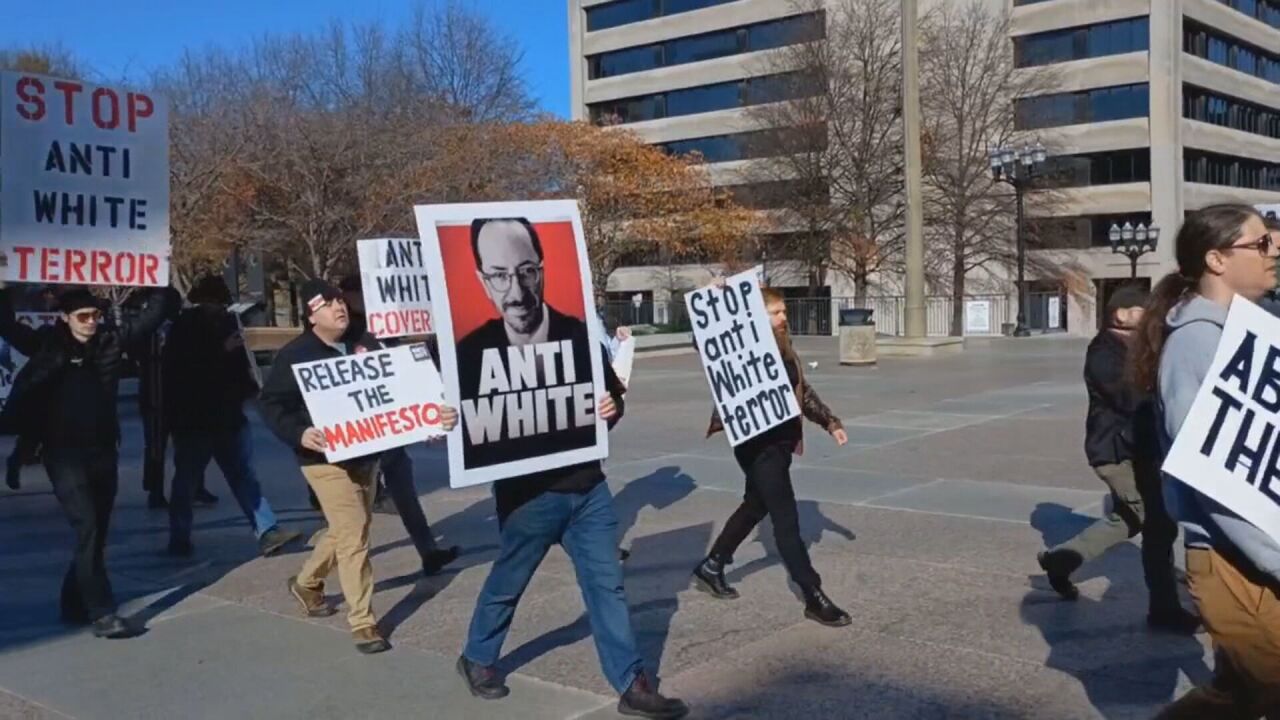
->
xmin=687 ymin=268 xmax=800 ymax=446
xmin=0 ymin=72 xmax=169 ymax=286
xmin=356 ymin=238 xmax=433 ymax=339
xmin=292 ymin=343 xmax=448 ymax=463
xmin=1163 ymin=296 xmax=1280 ymax=545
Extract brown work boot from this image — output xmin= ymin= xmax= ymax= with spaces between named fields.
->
xmin=287 ymin=576 xmax=336 ymax=618
xmin=353 ymin=626 xmax=390 ymax=655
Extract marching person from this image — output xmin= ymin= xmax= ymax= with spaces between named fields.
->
xmin=338 ymin=274 xmax=460 ymax=577
xmin=456 ymin=350 xmax=689 ymax=719
xmin=0 ymin=284 xmax=179 ymax=639
xmin=1037 ymin=285 xmax=1200 ymax=633
xmin=163 ymin=274 xmax=301 ymax=558
xmin=1129 ymin=205 xmax=1280 ymax=717
xmin=691 ymin=287 xmax=853 ymax=628
xmin=260 ymin=279 xmax=457 ymax=655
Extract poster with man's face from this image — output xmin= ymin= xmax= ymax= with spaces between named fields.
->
xmin=414 ymin=200 xmax=608 ymax=488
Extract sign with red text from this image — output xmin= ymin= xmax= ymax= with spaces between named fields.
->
xmin=292 ymin=343 xmax=447 ymax=463
xmin=357 ymin=238 xmax=432 ymax=338
xmin=0 ymin=312 xmax=59 ymax=408
xmin=0 ymin=71 xmax=169 ymax=286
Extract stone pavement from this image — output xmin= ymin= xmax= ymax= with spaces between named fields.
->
xmin=0 ymin=336 xmax=1213 ymax=719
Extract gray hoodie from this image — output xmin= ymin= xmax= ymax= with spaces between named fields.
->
xmin=1159 ymin=295 xmax=1280 ymax=583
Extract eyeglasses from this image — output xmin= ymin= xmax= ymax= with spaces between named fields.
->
xmin=1228 ymin=234 xmax=1275 ymax=256
xmin=71 ymin=310 xmax=102 ymax=324
xmin=479 ymin=264 xmax=543 ymax=292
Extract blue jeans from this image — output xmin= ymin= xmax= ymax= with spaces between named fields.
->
xmin=170 ymin=424 xmax=278 ymax=544
xmin=463 ymin=482 xmax=644 ymax=695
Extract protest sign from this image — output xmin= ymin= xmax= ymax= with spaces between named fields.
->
xmin=292 ymin=343 xmax=448 ymax=463
xmin=613 ymin=337 xmax=636 ymax=389
xmin=1163 ymin=296 xmax=1280 ymax=545
xmin=0 ymin=312 xmax=60 ymax=408
xmin=687 ymin=268 xmax=800 ymax=446
xmin=356 ymin=238 xmax=433 ymax=339
xmin=0 ymin=72 xmax=169 ymax=286
xmin=414 ymin=200 xmax=608 ymax=488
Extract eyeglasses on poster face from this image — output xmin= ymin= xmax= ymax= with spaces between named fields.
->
xmin=479 ymin=263 xmax=544 ymax=292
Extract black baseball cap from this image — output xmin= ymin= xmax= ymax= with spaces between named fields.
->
xmin=300 ymin=279 xmax=342 ymax=318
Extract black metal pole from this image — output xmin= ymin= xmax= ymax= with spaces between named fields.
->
xmin=1014 ymin=182 xmax=1030 ymax=337
xmin=1129 ymin=253 xmax=1138 ymax=280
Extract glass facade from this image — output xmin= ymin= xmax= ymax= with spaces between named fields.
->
xmin=1039 ymin=149 xmax=1152 ymax=188
xmin=588 ymin=71 xmax=818 ymax=124
xmin=587 ymin=13 xmax=824 ymax=79
xmin=1214 ymin=0 xmax=1280 ymax=31
xmin=1014 ymin=17 xmax=1149 ymax=68
xmin=585 ymin=0 xmax=741 ymax=32
xmin=1184 ymin=150 xmax=1280 ymax=191
xmin=1184 ymin=21 xmax=1280 ymax=84
xmin=1184 ymin=85 xmax=1280 ymax=140
xmin=1014 ymin=84 xmax=1149 ymax=130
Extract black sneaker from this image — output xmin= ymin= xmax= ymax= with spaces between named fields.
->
xmin=1038 ymin=550 xmax=1082 ymax=601
xmin=802 ymin=586 xmax=852 ymax=627
xmin=92 ymin=614 xmax=136 ymax=639
xmin=691 ymin=557 xmax=739 ymax=600
xmin=167 ymin=538 xmax=195 ymax=558
xmin=457 ymin=655 xmax=509 ymax=700
xmin=1148 ymin=606 xmax=1202 ymax=635
xmin=259 ymin=527 xmax=302 ymax=557
xmin=618 ymin=673 xmax=689 ymax=719
xmin=422 ymin=546 xmax=461 ymax=576
xmin=194 ymin=488 xmax=219 ymax=506
xmin=147 ymin=491 xmax=168 ymax=510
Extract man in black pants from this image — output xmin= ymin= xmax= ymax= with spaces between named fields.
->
xmin=0 ymin=285 xmax=179 ymax=638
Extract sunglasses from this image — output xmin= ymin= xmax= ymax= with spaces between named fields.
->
xmin=71 ymin=310 xmax=102 ymax=324
xmin=1228 ymin=233 xmax=1275 ymax=256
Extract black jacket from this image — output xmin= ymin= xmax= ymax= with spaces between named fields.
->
xmin=259 ymin=327 xmax=382 ymax=466
xmin=1083 ymin=329 xmax=1145 ymax=467
xmin=163 ymin=305 xmax=259 ymax=433
xmin=0 ymin=288 xmax=179 ymax=445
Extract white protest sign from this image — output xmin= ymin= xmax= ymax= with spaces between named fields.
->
xmin=612 ymin=337 xmax=636 ymax=389
xmin=292 ymin=343 xmax=448 ymax=463
xmin=1163 ymin=296 xmax=1280 ymax=545
xmin=0 ymin=312 xmax=59 ymax=408
xmin=687 ymin=268 xmax=800 ymax=446
xmin=0 ymin=72 xmax=169 ymax=286
xmin=356 ymin=238 xmax=433 ymax=338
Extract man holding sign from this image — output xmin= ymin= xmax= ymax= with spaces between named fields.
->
xmin=687 ymin=277 xmax=853 ymax=628
xmin=260 ymin=279 xmax=458 ymax=655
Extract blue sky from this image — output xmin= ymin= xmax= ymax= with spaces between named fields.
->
xmin=2 ymin=0 xmax=571 ymax=117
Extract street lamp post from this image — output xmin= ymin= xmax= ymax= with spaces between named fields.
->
xmin=989 ymin=143 xmax=1047 ymax=337
xmin=1108 ymin=221 xmax=1160 ymax=279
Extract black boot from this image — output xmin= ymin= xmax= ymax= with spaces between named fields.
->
xmin=692 ymin=555 xmax=738 ymax=600
xmin=802 ymin=586 xmax=851 ymax=627
xmin=422 ymin=546 xmax=461 ymax=576
xmin=1038 ymin=549 xmax=1082 ymax=601
xmin=457 ymin=655 xmax=509 ymax=700
xmin=618 ymin=673 xmax=689 ymax=719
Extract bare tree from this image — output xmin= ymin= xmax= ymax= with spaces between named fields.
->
xmin=0 ymin=45 xmax=84 ymax=77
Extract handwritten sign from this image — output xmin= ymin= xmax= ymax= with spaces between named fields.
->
xmin=0 ymin=72 xmax=169 ymax=286
xmin=292 ymin=343 xmax=447 ymax=463
xmin=356 ymin=238 xmax=432 ymax=339
xmin=687 ymin=268 xmax=800 ymax=446
xmin=1163 ymin=296 xmax=1280 ymax=545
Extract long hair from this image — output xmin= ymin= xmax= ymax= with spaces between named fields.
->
xmin=1129 ymin=204 xmax=1262 ymax=393
xmin=761 ymin=286 xmax=805 ymax=393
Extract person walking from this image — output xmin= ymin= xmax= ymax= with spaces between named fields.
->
xmin=456 ymin=352 xmax=689 ymax=719
xmin=163 ymin=274 xmax=301 ymax=558
xmin=1128 ymin=205 xmax=1280 ymax=717
xmin=691 ymin=287 xmax=853 ymax=628
xmin=260 ymin=279 xmax=457 ymax=654
xmin=0 ymin=285 xmax=179 ymax=639
xmin=1037 ymin=285 xmax=1200 ymax=633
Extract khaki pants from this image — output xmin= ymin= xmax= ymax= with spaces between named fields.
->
xmin=1157 ymin=548 xmax=1280 ymax=719
xmin=297 ymin=462 xmax=378 ymax=632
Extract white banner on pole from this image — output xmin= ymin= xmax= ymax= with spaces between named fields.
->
xmin=687 ymin=267 xmax=800 ymax=446
xmin=292 ymin=343 xmax=448 ymax=463
xmin=0 ymin=71 xmax=169 ymax=286
xmin=356 ymin=238 xmax=433 ymax=339
xmin=1163 ymin=296 xmax=1280 ymax=546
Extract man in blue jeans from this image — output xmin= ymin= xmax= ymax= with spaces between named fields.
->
xmin=162 ymin=275 xmax=300 ymax=557
xmin=457 ymin=354 xmax=687 ymax=719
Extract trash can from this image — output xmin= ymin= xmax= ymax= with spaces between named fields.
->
xmin=838 ymin=308 xmax=877 ymax=366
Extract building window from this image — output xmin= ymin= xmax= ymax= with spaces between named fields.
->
xmin=1015 ymin=17 xmax=1149 ymax=68
xmin=1039 ymin=149 xmax=1151 ymax=188
xmin=1014 ymin=84 xmax=1149 ymax=130
xmin=588 ymin=71 xmax=818 ymax=125
xmin=1184 ymin=21 xmax=1280 ymax=84
xmin=1214 ymin=0 xmax=1280 ymax=31
xmin=1185 ymin=150 xmax=1280 ymax=190
xmin=585 ymin=0 xmax=741 ymax=32
xmin=1184 ymin=85 xmax=1280 ymax=140
xmin=1028 ymin=212 xmax=1153 ymax=249
xmin=586 ymin=13 xmax=824 ymax=80
xmin=725 ymin=179 xmax=830 ymax=209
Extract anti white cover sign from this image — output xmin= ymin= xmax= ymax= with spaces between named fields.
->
xmin=1163 ymin=296 xmax=1280 ymax=545
xmin=0 ymin=71 xmax=169 ymax=286
xmin=356 ymin=238 xmax=432 ymax=338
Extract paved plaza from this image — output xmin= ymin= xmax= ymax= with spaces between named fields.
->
xmin=0 ymin=336 xmax=1211 ymax=719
